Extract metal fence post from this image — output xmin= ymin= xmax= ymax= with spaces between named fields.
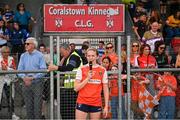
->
xmin=56 ymin=36 xmax=61 ymax=119
xmin=127 ymin=36 xmax=131 ymax=120
xmin=117 ymin=36 xmax=122 ymax=119
xmin=50 ymin=36 xmax=54 ymax=119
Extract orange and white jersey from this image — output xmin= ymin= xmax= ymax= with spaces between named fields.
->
xmin=137 ymin=54 xmax=157 ymax=68
xmin=75 ymin=64 xmax=108 ymax=106
xmin=157 ymin=75 xmax=177 ymax=96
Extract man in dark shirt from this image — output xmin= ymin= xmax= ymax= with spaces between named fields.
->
xmin=133 ymin=13 xmax=147 ymax=42
xmin=48 ymin=43 xmax=82 ymax=71
xmin=48 ymin=43 xmax=82 ymax=119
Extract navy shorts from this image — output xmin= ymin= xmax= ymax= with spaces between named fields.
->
xmin=76 ymin=103 xmax=102 ymax=113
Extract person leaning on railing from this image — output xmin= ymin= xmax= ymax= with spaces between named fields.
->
xmin=17 ymin=37 xmax=47 ymax=119
xmin=0 ymin=46 xmax=19 ymax=119
xmin=48 ymin=43 xmax=83 ymax=88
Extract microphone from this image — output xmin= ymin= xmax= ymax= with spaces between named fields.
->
xmin=89 ymin=61 xmax=92 ymax=70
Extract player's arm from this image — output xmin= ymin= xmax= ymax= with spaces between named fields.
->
xmin=74 ymin=69 xmax=92 ymax=92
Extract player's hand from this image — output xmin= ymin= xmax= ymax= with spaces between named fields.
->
xmin=103 ymin=106 xmax=108 ymax=118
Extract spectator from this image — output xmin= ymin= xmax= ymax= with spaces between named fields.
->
xmin=102 ymin=56 xmax=112 ymax=71
xmin=130 ymin=41 xmax=140 ymax=67
xmin=136 ymin=44 xmax=157 ymax=118
xmin=48 ymin=44 xmax=83 ymax=88
xmin=78 ymin=40 xmax=90 ymax=56
xmin=14 ymin=3 xmax=36 ymax=32
xmin=170 ymin=37 xmax=180 ymax=67
xmin=74 ymin=48 xmax=109 ymax=119
xmin=0 ymin=18 xmax=10 ymax=43
xmin=146 ymin=9 xmax=163 ymax=31
xmin=133 ymin=2 xmax=147 ymax=23
xmin=48 ymin=43 xmax=83 ymax=72
xmin=10 ymin=21 xmax=29 ymax=62
xmin=17 ymin=37 xmax=47 ymax=119
xmin=78 ymin=44 xmax=88 ymax=65
xmin=157 ymin=68 xmax=177 ymax=119
xmin=142 ymin=21 xmax=163 ymax=53
xmin=152 ymin=41 xmax=169 ymax=68
xmin=48 ymin=43 xmax=83 ymax=119
xmin=97 ymin=41 xmax=105 ymax=58
xmin=0 ymin=46 xmax=19 ymax=119
xmin=101 ymin=42 xmax=118 ymax=65
xmin=136 ymin=44 xmax=157 ymax=96
xmin=38 ymin=43 xmax=50 ymax=118
xmin=39 ymin=43 xmax=50 ymax=64
xmin=109 ymin=64 xmax=127 ymax=119
xmin=138 ymin=0 xmax=152 ymax=13
xmin=165 ymin=11 xmax=180 ymax=46
xmin=133 ymin=13 xmax=148 ymax=42
xmin=2 ymin=4 xmax=14 ymax=29
xmin=121 ymin=43 xmax=127 ymax=73
xmin=69 ymin=43 xmax=76 ymax=52
xmin=131 ymin=72 xmax=150 ymax=119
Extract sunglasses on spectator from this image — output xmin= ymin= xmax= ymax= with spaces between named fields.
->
xmin=159 ymin=47 xmax=165 ymax=50
xmin=106 ymin=46 xmax=113 ymax=49
xmin=25 ymin=43 xmax=32 ymax=46
xmin=132 ymin=45 xmax=139 ymax=47
xmin=144 ymin=48 xmax=150 ymax=51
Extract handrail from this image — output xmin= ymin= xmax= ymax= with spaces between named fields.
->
xmin=1 ymin=68 xmax=180 ymax=74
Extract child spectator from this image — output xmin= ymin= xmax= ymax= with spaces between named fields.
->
xmin=109 ymin=64 xmax=126 ymax=119
xmin=157 ymin=68 xmax=177 ymax=119
xmin=102 ymin=56 xmax=112 ymax=71
xmin=131 ymin=72 xmax=150 ymax=119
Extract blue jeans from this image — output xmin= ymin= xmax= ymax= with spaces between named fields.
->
xmin=158 ymin=96 xmax=175 ymax=119
xmin=111 ymin=96 xmax=126 ymax=119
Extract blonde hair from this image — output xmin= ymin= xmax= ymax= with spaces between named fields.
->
xmin=1 ymin=46 xmax=10 ymax=53
xmin=87 ymin=47 xmax=99 ymax=56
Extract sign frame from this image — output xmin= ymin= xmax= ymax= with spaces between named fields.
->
xmin=43 ymin=4 xmax=125 ymax=34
